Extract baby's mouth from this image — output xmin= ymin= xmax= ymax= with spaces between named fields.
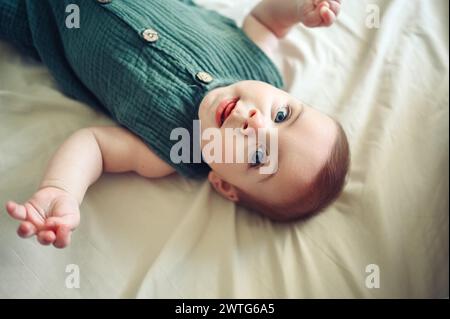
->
xmin=216 ymin=97 xmax=239 ymax=128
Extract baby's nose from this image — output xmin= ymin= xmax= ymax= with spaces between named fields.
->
xmin=242 ymin=108 xmax=265 ymax=133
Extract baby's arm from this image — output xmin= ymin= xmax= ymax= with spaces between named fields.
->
xmin=243 ymin=0 xmax=341 ymax=56
xmin=38 ymin=126 xmax=175 ymax=203
xmin=5 ymin=126 xmax=175 ymax=248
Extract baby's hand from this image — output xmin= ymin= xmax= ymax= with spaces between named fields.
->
xmin=5 ymin=186 xmax=80 ymax=248
xmin=298 ymin=0 xmax=341 ymax=28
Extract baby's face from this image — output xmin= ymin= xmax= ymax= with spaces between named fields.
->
xmin=197 ymin=80 xmax=337 ymax=206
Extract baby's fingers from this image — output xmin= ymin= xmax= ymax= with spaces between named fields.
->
xmin=17 ymin=221 xmax=37 ymax=238
xmin=7 ymin=201 xmax=46 ymax=229
xmin=6 ymin=201 xmax=27 ymax=220
xmin=53 ymin=225 xmax=72 ymax=249
xmin=37 ymin=230 xmax=56 ymax=246
xmin=45 ymin=217 xmax=75 ymax=248
xmin=46 ymin=215 xmax=79 ymax=230
xmin=315 ymin=0 xmax=341 ymax=13
xmin=327 ymin=0 xmax=341 ymax=16
xmin=320 ymin=6 xmax=337 ymax=27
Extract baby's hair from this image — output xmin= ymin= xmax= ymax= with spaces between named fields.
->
xmin=237 ymin=119 xmax=350 ymax=222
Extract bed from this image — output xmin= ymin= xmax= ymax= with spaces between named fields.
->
xmin=0 ymin=0 xmax=448 ymax=298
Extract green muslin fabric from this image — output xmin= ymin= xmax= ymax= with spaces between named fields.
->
xmin=0 ymin=0 xmax=283 ymax=178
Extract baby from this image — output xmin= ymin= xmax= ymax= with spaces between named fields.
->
xmin=2 ymin=0 xmax=349 ymax=248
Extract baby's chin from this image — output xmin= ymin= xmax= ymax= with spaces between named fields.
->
xmin=197 ymin=89 xmax=219 ymax=127
xmin=197 ymin=95 xmax=208 ymax=121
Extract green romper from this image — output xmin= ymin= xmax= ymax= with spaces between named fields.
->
xmin=0 ymin=0 xmax=284 ymax=178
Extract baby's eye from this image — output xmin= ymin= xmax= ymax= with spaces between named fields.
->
xmin=274 ymin=106 xmax=290 ymax=123
xmin=250 ymin=146 xmax=267 ymax=168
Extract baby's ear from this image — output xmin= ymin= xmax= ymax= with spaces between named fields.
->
xmin=208 ymin=171 xmax=239 ymax=202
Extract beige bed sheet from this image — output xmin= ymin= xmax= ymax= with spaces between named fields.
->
xmin=0 ymin=0 xmax=448 ymax=298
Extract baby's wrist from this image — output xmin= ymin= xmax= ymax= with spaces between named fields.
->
xmin=38 ymin=179 xmax=82 ymax=204
xmin=39 ymin=178 xmax=69 ymax=191
xmin=251 ymin=0 xmax=305 ymax=38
